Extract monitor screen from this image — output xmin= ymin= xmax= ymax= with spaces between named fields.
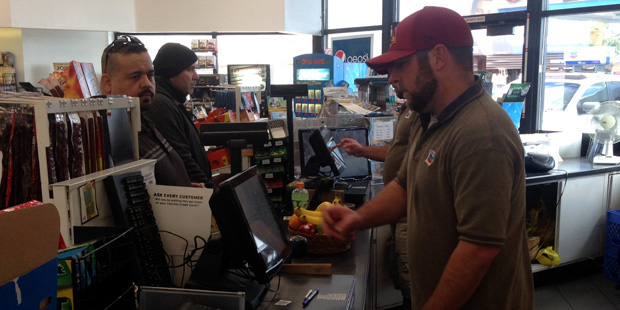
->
xmin=299 ymin=126 xmax=371 ymax=181
xmin=208 ymin=166 xmax=291 ymax=284
xmin=300 ymin=126 xmax=347 ymax=178
xmin=296 ymin=68 xmax=331 ymax=81
xmin=227 ymin=64 xmax=270 ymax=94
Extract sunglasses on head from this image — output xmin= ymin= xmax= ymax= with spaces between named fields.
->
xmin=102 ymin=35 xmax=144 ymax=74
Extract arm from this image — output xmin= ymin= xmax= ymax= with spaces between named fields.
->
xmin=422 ymin=241 xmax=501 ymax=310
xmin=322 ymin=180 xmax=407 ymax=240
xmin=337 ymin=138 xmax=390 ymax=162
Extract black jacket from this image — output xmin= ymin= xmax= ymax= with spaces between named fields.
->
xmin=148 ymin=76 xmax=212 ymax=185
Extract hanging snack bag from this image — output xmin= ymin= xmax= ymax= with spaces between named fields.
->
xmin=45 ymin=114 xmax=58 ymax=184
xmin=68 ymin=112 xmax=85 ymax=178
xmin=78 ymin=112 xmax=90 ymax=174
xmin=54 ymin=113 xmax=70 ymax=182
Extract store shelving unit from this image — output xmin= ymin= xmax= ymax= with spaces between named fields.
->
xmin=254 ymin=136 xmax=289 ymax=215
xmin=0 ymin=95 xmax=154 ymax=246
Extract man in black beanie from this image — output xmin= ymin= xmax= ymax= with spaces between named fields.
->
xmin=148 ymin=42 xmax=212 ymax=187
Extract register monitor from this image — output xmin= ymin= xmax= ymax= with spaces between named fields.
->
xmin=300 ymin=126 xmax=347 ymax=178
xmin=299 ymin=126 xmax=371 ymax=181
xmin=187 ymin=166 xmax=291 ymax=309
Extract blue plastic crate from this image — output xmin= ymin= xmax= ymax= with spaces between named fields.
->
xmin=604 ymin=245 xmax=620 ymax=284
xmin=606 ymin=210 xmax=620 ymax=248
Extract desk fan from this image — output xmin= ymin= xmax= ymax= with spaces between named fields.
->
xmin=587 ymin=101 xmax=620 ymax=164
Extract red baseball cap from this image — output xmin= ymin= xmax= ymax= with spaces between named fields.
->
xmin=366 ymin=6 xmax=473 ymax=75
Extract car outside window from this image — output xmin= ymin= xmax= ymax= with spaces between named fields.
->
xmin=543 ymin=81 xmax=579 ymax=112
xmin=577 ymin=82 xmax=608 ymax=115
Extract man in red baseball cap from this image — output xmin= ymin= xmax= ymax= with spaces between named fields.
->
xmin=323 ymin=6 xmax=534 ymax=309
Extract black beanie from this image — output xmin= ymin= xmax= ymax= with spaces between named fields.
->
xmin=153 ymin=43 xmax=198 ymax=78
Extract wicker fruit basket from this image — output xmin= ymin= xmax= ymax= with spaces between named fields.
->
xmin=288 ymin=227 xmax=352 ymax=254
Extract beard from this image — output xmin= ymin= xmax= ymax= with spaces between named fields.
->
xmin=406 ymin=58 xmax=438 ymax=113
xmin=138 ymin=88 xmax=155 ymax=111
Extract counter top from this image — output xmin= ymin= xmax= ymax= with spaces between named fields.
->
xmin=257 ymin=228 xmax=371 ymax=309
xmin=526 ymin=157 xmax=620 ymax=185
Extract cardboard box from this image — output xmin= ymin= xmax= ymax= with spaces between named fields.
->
xmin=0 ymin=203 xmax=60 ymax=309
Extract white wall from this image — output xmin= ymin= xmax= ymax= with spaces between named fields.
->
xmin=8 ymin=0 xmax=135 ymax=32
xmin=0 ymin=1 xmax=11 ymax=28
xmin=21 ymin=29 xmax=109 ymax=84
xmin=134 ymin=0 xmax=320 ymax=34
xmin=134 ymin=0 xmax=289 ymax=32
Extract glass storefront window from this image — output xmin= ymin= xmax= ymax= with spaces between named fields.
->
xmin=399 ymin=0 xmax=527 ymax=20
xmin=472 ymin=26 xmax=525 ymax=100
xmin=540 ymin=12 xmax=620 ymax=132
xmin=327 ymin=0 xmax=383 ymax=29
xmin=546 ymin=0 xmax=620 ymax=11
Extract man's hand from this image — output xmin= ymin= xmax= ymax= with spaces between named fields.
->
xmin=322 ymin=205 xmax=362 ymax=240
xmin=337 ymin=138 xmax=366 ymax=157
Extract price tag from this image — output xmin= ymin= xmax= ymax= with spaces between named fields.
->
xmin=275 ymin=140 xmax=283 ymax=146
xmin=264 ymin=142 xmax=272 ymax=147
xmin=265 ymin=173 xmax=274 ymax=179
xmin=267 ymin=188 xmax=273 ymax=193
xmin=262 ymin=159 xmax=270 ymax=165
xmin=274 ymin=158 xmax=282 ymax=163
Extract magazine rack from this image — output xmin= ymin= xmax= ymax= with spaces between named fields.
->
xmin=0 ymin=95 xmax=155 ymax=246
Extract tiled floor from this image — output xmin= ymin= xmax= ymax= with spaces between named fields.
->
xmin=386 ymin=258 xmax=620 ymax=310
xmin=534 ymin=258 xmax=620 ymax=310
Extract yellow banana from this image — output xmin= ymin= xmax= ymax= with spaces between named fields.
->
xmin=294 ymin=207 xmax=303 ymax=217
xmin=316 ymin=201 xmax=333 ymax=212
xmin=299 ymin=207 xmax=324 ymax=218
xmin=300 ymin=214 xmax=323 ymax=225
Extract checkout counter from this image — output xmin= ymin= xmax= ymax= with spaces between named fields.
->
xmin=257 ymin=156 xmax=620 ymax=309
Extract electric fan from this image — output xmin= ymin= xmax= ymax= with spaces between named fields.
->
xmin=587 ymin=101 xmax=620 ymax=164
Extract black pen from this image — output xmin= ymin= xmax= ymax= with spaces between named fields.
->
xmin=302 ymin=288 xmax=319 ymax=308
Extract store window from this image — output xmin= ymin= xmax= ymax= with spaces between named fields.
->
xmin=546 ymin=0 xmax=620 ymax=11
xmin=399 ymin=0 xmax=528 ymax=20
xmin=472 ymin=26 xmax=525 ymax=101
xmin=540 ymin=12 xmax=620 ymax=132
xmin=327 ymin=0 xmax=383 ymax=29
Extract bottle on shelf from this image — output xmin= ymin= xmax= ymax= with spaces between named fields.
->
xmin=291 ymin=182 xmax=309 ymax=211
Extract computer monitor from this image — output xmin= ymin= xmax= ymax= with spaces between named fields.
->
xmin=187 ymin=166 xmax=291 ymax=309
xmin=300 ymin=126 xmax=346 ymax=178
xmin=299 ymin=126 xmax=371 ymax=181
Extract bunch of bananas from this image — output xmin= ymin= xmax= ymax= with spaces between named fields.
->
xmin=288 ymin=196 xmax=345 ymax=235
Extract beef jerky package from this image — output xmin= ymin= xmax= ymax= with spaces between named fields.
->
xmin=7 ymin=114 xmax=26 ymax=208
xmin=78 ymin=112 xmax=91 ymax=174
xmin=0 ymin=117 xmax=14 ymax=210
xmin=54 ymin=113 xmax=70 ymax=182
xmin=85 ymin=112 xmax=96 ymax=173
xmin=45 ymin=114 xmax=58 ymax=184
xmin=68 ymin=112 xmax=85 ymax=178
xmin=94 ymin=111 xmax=104 ymax=171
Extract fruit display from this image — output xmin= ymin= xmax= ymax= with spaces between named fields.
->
xmin=287 ymin=197 xmax=346 ymax=236
xmin=287 ymin=195 xmax=353 ymax=255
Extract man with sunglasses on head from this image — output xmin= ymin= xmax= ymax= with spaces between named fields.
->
xmin=322 ymin=7 xmax=533 ymax=310
xmin=147 ymin=43 xmax=212 ymax=187
xmin=100 ymin=36 xmax=192 ymax=187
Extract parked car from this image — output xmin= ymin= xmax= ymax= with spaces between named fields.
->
xmin=541 ymin=74 xmax=620 ymax=132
